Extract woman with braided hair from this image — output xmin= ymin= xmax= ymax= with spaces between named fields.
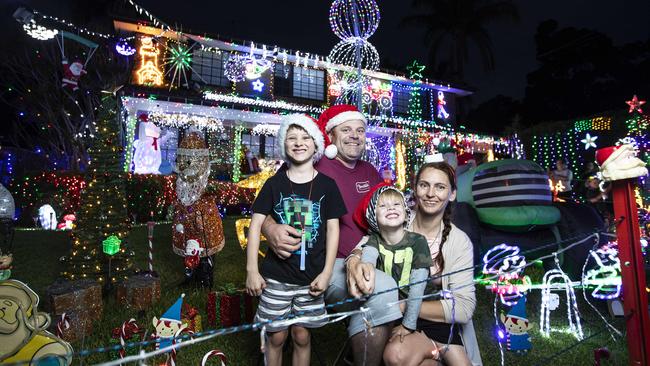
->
xmin=383 ymin=160 xmax=482 ymax=366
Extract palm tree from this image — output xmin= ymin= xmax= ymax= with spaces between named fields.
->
xmin=401 ymin=0 xmax=519 ymax=82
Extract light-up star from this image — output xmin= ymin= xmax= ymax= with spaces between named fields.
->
xmin=581 ymin=133 xmax=598 ymax=150
xmin=252 ymin=79 xmax=265 ymax=92
xmin=406 ymin=60 xmax=426 ymax=80
xmin=626 ymin=94 xmax=645 ymax=113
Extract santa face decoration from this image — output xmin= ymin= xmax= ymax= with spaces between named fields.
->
xmin=176 ymin=154 xmax=209 ymax=183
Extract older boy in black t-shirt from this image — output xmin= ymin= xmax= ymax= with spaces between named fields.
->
xmin=246 ymin=114 xmax=346 ymax=366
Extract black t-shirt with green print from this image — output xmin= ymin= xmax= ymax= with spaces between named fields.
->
xmin=365 ymin=231 xmax=432 ymax=297
xmin=252 ymin=171 xmax=346 ymax=285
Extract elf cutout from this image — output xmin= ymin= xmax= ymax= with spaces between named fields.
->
xmin=152 ymin=294 xmax=187 ymax=365
xmin=500 ymin=296 xmax=533 ymax=354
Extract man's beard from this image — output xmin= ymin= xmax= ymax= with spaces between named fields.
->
xmin=176 ymin=167 xmax=210 ymax=206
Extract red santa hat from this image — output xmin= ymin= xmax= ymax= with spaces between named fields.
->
xmin=595 ymin=146 xmax=618 ymax=167
xmin=353 ymin=182 xmax=408 ymax=233
xmin=317 ymin=104 xmax=367 ymax=159
xmin=277 ymin=114 xmax=325 ymax=162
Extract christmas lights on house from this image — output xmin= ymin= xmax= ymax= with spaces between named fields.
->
xmin=135 ymin=36 xmax=164 ymax=86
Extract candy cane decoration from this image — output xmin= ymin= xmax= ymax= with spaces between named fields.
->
xmin=56 ymin=312 xmax=70 ymax=338
xmin=118 ymin=319 xmax=140 ymax=358
xmin=201 ymin=350 xmax=227 ymax=366
xmin=147 ymin=220 xmax=155 ymax=274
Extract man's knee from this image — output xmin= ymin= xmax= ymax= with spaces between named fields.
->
xmin=290 ymin=326 xmax=311 ymax=347
xmin=383 ymin=341 xmax=406 ymax=366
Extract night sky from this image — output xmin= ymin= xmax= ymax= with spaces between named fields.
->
xmin=6 ymin=0 xmax=650 ymax=105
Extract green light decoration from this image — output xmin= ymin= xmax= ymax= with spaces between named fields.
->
xmin=231 ymin=125 xmax=244 ymax=183
xmin=406 ymin=61 xmax=425 ymax=122
xmin=625 ymin=114 xmax=649 ymax=133
xmin=406 ymin=60 xmax=425 ymax=80
xmin=533 ymin=130 xmax=582 ymax=172
xmin=102 ymin=235 xmax=121 ymax=256
xmin=164 ymin=42 xmax=199 ymax=89
xmin=123 ymin=114 xmax=137 ymax=172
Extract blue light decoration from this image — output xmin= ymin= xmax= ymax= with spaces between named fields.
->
xmin=251 ymin=79 xmax=265 ymax=92
xmin=115 ymin=39 xmax=136 ymax=56
xmin=0 ymin=152 xmax=14 ymax=186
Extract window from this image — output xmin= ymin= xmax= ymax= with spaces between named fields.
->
xmin=264 ymin=135 xmax=278 ymax=159
xmin=293 ymin=67 xmax=325 ymax=100
xmin=274 ymin=63 xmax=292 ymax=97
xmin=160 ymin=127 xmax=179 ymax=166
xmin=191 ymin=50 xmax=230 ymax=87
xmin=392 ymin=85 xmax=411 ymax=115
xmin=241 ymin=133 xmax=261 ymax=156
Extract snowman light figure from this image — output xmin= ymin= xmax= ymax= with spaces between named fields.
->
xmin=133 ymin=114 xmax=162 ymax=174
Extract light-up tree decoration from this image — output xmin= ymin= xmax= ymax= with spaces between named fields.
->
xmin=406 ymin=60 xmax=425 ymax=122
xmin=327 ymin=0 xmax=381 ymax=108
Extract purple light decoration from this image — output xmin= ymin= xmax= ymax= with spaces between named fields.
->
xmin=116 ymin=40 xmax=136 ymax=56
xmin=368 ymin=135 xmax=395 ymax=172
xmin=497 ymin=328 xmax=505 ymax=341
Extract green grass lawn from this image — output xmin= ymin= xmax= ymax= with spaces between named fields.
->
xmin=10 ymin=218 xmax=627 ymax=365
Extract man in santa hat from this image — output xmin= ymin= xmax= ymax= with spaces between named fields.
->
xmin=262 ymin=105 xmax=401 ymax=365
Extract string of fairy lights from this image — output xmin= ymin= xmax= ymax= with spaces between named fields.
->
xmin=9 ymin=227 xmax=631 ymax=366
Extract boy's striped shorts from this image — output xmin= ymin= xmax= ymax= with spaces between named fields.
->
xmin=254 ymin=278 xmax=327 ymax=332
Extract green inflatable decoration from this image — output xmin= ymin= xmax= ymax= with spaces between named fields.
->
xmin=457 ymin=159 xmax=560 ymax=232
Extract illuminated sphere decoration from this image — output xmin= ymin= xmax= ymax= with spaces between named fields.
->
xmin=0 ymin=184 xmax=15 ymax=220
xmin=225 ymin=53 xmax=247 ymax=82
xmin=329 ymin=0 xmax=380 ymax=40
xmin=329 ymin=37 xmax=380 ymax=71
xmin=115 ymin=39 xmax=136 ymax=56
